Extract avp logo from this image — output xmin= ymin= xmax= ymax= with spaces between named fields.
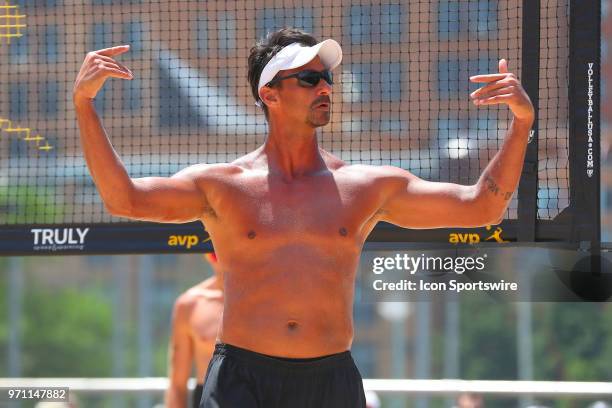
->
xmin=167 ymin=235 xmax=210 ymax=249
xmin=484 ymin=225 xmax=509 ymax=243
xmin=449 ymin=232 xmax=480 ymax=244
xmin=31 ymin=227 xmax=89 ymax=246
xmin=449 ymin=226 xmax=509 ymax=244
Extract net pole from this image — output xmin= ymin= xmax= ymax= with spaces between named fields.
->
xmin=569 ymin=0 xmax=601 ymax=261
xmin=517 ymin=0 xmax=540 ymax=242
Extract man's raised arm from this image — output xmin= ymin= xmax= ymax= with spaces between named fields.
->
xmin=73 ymin=45 xmax=207 ymax=223
xmin=378 ymin=59 xmax=535 ymax=229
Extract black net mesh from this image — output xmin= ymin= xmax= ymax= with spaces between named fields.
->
xmin=538 ymin=0 xmax=570 ymax=219
xmin=0 ymin=0 xmax=569 ymax=226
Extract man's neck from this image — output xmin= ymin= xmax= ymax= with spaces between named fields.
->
xmin=264 ymin=119 xmax=325 ymax=179
xmin=212 ymin=269 xmax=223 ymax=290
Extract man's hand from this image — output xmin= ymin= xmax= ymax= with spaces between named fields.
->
xmin=73 ymin=45 xmax=133 ymax=103
xmin=469 ymin=59 xmax=535 ymax=122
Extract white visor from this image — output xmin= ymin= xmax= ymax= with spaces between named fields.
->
xmin=257 ymin=39 xmax=343 ymax=102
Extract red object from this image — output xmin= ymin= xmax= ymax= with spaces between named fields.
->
xmin=204 ymin=252 xmax=217 ymax=263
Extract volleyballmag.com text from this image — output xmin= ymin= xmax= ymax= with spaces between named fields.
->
xmin=586 ymin=62 xmax=595 ymax=178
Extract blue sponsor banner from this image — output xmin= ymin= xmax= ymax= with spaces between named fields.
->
xmin=0 ymin=222 xmax=213 ymax=255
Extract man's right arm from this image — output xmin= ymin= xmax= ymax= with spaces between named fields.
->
xmin=74 ymin=45 xmax=207 ymax=223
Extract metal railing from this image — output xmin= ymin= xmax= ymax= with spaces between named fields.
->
xmin=1 ymin=378 xmax=611 ymax=398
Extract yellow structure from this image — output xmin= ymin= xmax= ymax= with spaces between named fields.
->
xmin=0 ymin=0 xmax=26 ymax=45
xmin=0 ymin=117 xmax=53 ymax=152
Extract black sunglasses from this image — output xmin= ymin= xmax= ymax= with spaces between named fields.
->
xmin=266 ymin=70 xmax=334 ymax=88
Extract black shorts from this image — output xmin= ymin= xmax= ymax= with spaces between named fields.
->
xmin=199 ymin=343 xmax=366 ymax=408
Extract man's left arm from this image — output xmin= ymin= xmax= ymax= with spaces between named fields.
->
xmin=468 ymin=58 xmax=535 ymax=223
xmin=379 ymin=59 xmax=534 ymax=229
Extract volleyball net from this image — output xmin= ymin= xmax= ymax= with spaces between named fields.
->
xmin=0 ymin=0 xmax=600 ymax=254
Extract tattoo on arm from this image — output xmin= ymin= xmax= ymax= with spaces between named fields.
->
xmin=485 ymin=176 xmax=513 ymax=201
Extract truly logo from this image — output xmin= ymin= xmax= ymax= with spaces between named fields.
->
xmin=31 ymin=227 xmax=89 ymax=251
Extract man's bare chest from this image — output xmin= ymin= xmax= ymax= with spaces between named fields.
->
xmin=204 ymin=172 xmax=382 ymax=240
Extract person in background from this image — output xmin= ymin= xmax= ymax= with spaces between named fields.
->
xmin=365 ymin=390 xmax=381 ymax=408
xmin=456 ymin=392 xmax=484 ymax=408
xmin=166 ymin=253 xmax=223 ymax=408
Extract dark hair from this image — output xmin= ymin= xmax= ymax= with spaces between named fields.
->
xmin=248 ymin=28 xmax=318 ymax=120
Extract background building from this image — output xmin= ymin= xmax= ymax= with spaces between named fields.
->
xmin=1 ymin=0 xmax=569 ymax=225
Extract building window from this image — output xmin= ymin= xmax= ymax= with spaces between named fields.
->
xmin=39 ymin=81 xmax=59 ymax=118
xmin=158 ymin=68 xmax=200 ymax=128
xmin=341 ymin=70 xmax=362 ymax=103
xmin=8 ymin=32 xmax=28 ymax=64
xmin=9 ymin=137 xmax=27 ymax=157
xmin=15 ymin=0 xmax=58 ymax=7
xmin=434 ymin=114 xmax=498 ymax=160
xmin=348 ymin=5 xmax=371 ymax=45
xmin=256 ymin=7 xmax=314 ymax=39
xmin=218 ymin=13 xmax=236 ymax=55
xmin=92 ymin=22 xmax=113 ymax=50
xmin=123 ymin=20 xmax=145 ymax=56
xmin=9 ymin=82 xmax=28 ymax=119
xmin=43 ymin=25 xmax=59 ymax=63
xmin=380 ymin=4 xmax=402 ymax=43
xmin=438 ymin=1 xmax=460 ymax=40
xmin=437 ymin=57 xmax=490 ymax=99
xmin=216 ymin=67 xmax=235 ymax=90
xmin=195 ymin=17 xmax=208 ymax=54
xmin=438 ymin=0 xmax=498 ymax=40
xmin=123 ymin=79 xmax=141 ymax=111
xmin=381 ymin=62 xmax=402 ymax=102
xmin=343 ymin=62 xmax=402 ymax=103
xmin=347 ymin=4 xmax=403 ymax=45
xmin=343 ymin=64 xmax=371 ymax=103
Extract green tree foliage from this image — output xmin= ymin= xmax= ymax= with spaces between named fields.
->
xmin=20 ymin=287 xmax=113 ymax=377
xmin=460 ymin=295 xmax=518 ymax=380
xmin=533 ymin=303 xmax=612 ymax=382
xmin=0 ymin=186 xmax=64 ymax=224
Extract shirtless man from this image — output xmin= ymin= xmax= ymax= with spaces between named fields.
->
xmin=74 ymin=28 xmax=534 ymax=407
xmin=166 ymin=253 xmax=223 ymax=408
